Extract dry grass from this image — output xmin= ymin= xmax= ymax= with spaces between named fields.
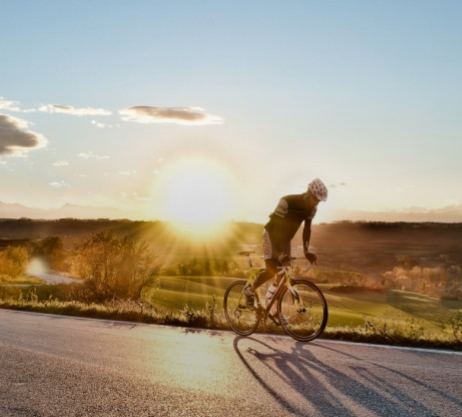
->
xmin=0 ymin=274 xmax=46 ymax=285
xmin=1 ymin=296 xmax=461 ymax=351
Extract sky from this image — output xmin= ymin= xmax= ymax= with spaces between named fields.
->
xmin=1 ymin=0 xmax=462 ymax=225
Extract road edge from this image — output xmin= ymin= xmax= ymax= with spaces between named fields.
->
xmin=2 ymin=308 xmax=462 ymax=356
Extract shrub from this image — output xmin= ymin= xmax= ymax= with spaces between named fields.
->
xmin=70 ymin=232 xmax=160 ymax=301
xmin=29 ymin=236 xmax=67 ymax=271
xmin=446 ymin=310 xmax=462 ymax=343
xmin=0 ymin=246 xmax=29 ymax=278
xmin=363 ymin=314 xmax=426 ymax=342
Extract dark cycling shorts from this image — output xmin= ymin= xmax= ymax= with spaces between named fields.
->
xmin=262 ymin=229 xmax=290 ymax=261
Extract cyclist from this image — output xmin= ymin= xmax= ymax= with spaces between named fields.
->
xmin=245 ymin=178 xmax=328 ymax=310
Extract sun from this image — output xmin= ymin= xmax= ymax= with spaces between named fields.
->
xmin=155 ymin=156 xmax=236 ymax=239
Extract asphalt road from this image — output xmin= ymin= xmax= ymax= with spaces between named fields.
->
xmin=0 ymin=309 xmax=461 ymax=417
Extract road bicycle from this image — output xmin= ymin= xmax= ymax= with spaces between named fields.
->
xmin=223 ymin=251 xmax=328 ymax=342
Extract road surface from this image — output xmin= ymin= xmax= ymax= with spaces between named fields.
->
xmin=32 ymin=272 xmax=82 ymax=285
xmin=0 ymin=309 xmax=461 ymax=417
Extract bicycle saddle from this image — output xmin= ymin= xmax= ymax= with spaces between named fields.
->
xmin=238 ymin=251 xmax=255 ymax=256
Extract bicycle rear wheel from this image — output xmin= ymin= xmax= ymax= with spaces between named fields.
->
xmin=278 ymin=280 xmax=328 ymax=342
xmin=223 ymin=280 xmax=259 ymax=336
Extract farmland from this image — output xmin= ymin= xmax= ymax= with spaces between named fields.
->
xmin=142 ymin=275 xmax=462 ymax=334
xmin=1 ymin=219 xmax=462 ymax=347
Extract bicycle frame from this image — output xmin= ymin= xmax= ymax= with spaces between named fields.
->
xmin=241 ymin=251 xmax=294 ymax=326
xmin=225 ymin=251 xmax=329 ymax=341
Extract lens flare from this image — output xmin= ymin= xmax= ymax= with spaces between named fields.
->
xmin=153 ymin=155 xmax=237 ymax=240
xmin=26 ymin=257 xmax=49 ymax=275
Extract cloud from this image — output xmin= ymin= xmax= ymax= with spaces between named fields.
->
xmin=329 ymin=182 xmax=347 ymax=189
xmin=78 ymin=151 xmax=110 ymax=160
xmin=120 ymin=191 xmax=151 ymax=201
xmin=91 ymin=120 xmax=108 ymax=128
xmin=52 ymin=160 xmax=70 ymax=167
xmin=49 ymin=180 xmax=71 ymax=189
xmin=0 ymin=96 xmax=35 ymax=113
xmin=0 ymin=97 xmax=22 ymax=112
xmin=91 ymin=120 xmax=119 ymax=129
xmin=39 ymin=104 xmax=112 ymax=116
xmin=0 ymin=113 xmax=48 ymax=156
xmin=118 ymin=170 xmax=137 ymax=176
xmin=119 ymin=106 xmax=224 ymax=125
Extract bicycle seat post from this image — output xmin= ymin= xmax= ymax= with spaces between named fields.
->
xmin=238 ymin=251 xmax=255 ymax=269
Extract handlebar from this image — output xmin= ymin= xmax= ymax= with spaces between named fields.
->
xmin=238 ymin=251 xmax=255 ymax=257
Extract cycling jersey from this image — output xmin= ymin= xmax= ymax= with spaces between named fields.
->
xmin=264 ymin=193 xmax=317 ymax=250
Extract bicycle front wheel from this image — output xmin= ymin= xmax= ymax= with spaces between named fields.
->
xmin=223 ymin=280 xmax=259 ymax=336
xmin=278 ymin=280 xmax=328 ymax=342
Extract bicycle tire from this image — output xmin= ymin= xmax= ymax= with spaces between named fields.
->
xmin=278 ymin=279 xmax=328 ymax=342
xmin=223 ymin=280 xmax=259 ymax=336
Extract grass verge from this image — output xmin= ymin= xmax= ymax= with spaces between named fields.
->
xmin=1 ymin=297 xmax=461 ymax=351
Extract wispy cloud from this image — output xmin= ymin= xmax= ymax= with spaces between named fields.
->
xmin=0 ymin=96 xmax=35 ymax=113
xmin=78 ymin=151 xmax=110 ymax=160
xmin=119 ymin=106 xmax=223 ymax=125
xmin=120 ymin=191 xmax=151 ymax=201
xmin=0 ymin=97 xmax=22 ymax=112
xmin=329 ymin=182 xmax=347 ymax=189
xmin=91 ymin=120 xmax=119 ymax=129
xmin=39 ymin=104 xmax=112 ymax=116
xmin=0 ymin=113 xmax=48 ymax=156
xmin=52 ymin=160 xmax=70 ymax=167
xmin=49 ymin=180 xmax=71 ymax=189
xmin=118 ymin=170 xmax=137 ymax=176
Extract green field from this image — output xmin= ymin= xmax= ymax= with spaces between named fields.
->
xmin=143 ymin=275 xmax=462 ymax=334
xmin=142 ymin=275 xmax=235 ymax=311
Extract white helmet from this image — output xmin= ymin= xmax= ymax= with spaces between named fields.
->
xmin=308 ymin=178 xmax=328 ymax=202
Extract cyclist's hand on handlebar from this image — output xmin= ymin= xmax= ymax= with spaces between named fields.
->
xmin=305 ymin=251 xmax=317 ymax=265
xmin=278 ymin=253 xmax=291 ymax=265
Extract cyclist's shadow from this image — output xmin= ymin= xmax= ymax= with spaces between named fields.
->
xmin=233 ymin=336 xmax=438 ymax=417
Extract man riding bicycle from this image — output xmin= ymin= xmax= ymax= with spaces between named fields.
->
xmin=245 ymin=178 xmax=328 ymax=310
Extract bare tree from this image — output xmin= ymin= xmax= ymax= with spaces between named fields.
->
xmin=71 ymin=232 xmax=159 ymax=300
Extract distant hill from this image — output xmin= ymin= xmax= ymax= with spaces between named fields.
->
xmin=0 ymin=201 xmax=140 ymax=220
xmin=0 ymin=218 xmax=264 ymax=259
xmin=323 ymin=205 xmax=462 ymax=223
xmin=1 ymin=217 xmax=462 ymax=257
xmin=3 ymin=200 xmax=462 ymax=224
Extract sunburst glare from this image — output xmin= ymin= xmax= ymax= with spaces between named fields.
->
xmin=153 ymin=155 xmax=237 ymax=240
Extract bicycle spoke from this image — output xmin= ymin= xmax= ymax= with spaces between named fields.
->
xmin=278 ymin=280 xmax=328 ymax=342
xmin=223 ymin=280 xmax=259 ymax=336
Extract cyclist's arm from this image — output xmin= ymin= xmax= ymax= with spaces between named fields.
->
xmin=302 ymin=219 xmax=312 ymax=255
xmin=303 ymin=215 xmax=318 ymax=264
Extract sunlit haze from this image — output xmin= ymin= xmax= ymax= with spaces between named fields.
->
xmin=1 ymin=1 xmax=462 ymax=230
xmin=155 ymin=155 xmax=236 ymax=239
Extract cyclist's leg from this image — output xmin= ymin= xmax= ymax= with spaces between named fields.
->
xmin=253 ymin=259 xmax=278 ymax=288
xmin=245 ymin=259 xmax=278 ymax=310
xmin=251 ymin=234 xmax=290 ymax=314
xmin=245 ymin=230 xmax=276 ymax=309
xmin=253 ymin=232 xmax=290 ymax=288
